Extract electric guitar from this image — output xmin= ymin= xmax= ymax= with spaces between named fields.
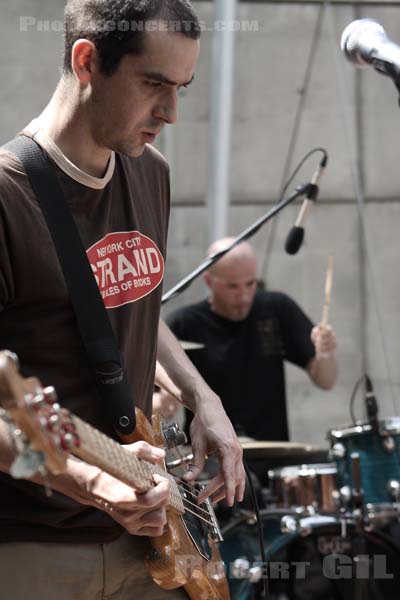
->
xmin=0 ymin=351 xmax=230 ymax=600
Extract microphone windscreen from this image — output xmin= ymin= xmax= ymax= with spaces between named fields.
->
xmin=285 ymin=226 xmax=304 ymax=255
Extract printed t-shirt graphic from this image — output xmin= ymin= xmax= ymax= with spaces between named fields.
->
xmin=87 ymin=231 xmax=164 ymax=308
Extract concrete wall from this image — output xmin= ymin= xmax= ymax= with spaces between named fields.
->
xmin=1 ymin=1 xmax=400 ymax=446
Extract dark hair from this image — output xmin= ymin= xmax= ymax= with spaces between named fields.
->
xmin=63 ymin=0 xmax=201 ymax=76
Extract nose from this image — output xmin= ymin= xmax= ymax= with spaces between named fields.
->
xmin=154 ymin=89 xmax=178 ymax=125
xmin=237 ymin=284 xmax=256 ymax=306
xmin=236 ymin=287 xmax=250 ymax=303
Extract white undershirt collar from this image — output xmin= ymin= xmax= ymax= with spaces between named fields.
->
xmin=24 ymin=119 xmax=116 ymax=190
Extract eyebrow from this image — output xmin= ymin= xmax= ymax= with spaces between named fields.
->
xmin=143 ymin=71 xmax=195 ymax=87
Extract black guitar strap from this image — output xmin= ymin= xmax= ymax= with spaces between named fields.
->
xmin=4 ymin=135 xmax=136 ymax=435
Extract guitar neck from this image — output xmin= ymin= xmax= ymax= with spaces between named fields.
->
xmin=70 ymin=415 xmax=184 ymax=513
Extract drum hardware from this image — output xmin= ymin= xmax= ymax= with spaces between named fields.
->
xmin=387 ymin=479 xmax=400 ymax=502
xmin=280 ymin=514 xmax=311 ymax=537
xmin=280 ymin=513 xmax=341 ymax=537
xmin=268 ymin=463 xmax=338 ymax=514
xmin=350 ymin=452 xmax=364 ymax=509
xmin=230 ymin=558 xmax=263 ymax=583
xmin=220 ymin=509 xmax=259 ymax=536
xmin=240 ymin=439 xmax=329 ymax=461
xmin=382 ymin=433 xmax=396 ymax=453
xmin=331 ymin=487 xmax=341 ymax=507
xmin=330 ymin=442 xmax=346 ymax=459
xmin=340 ymin=516 xmax=348 ymax=538
xmin=365 ymin=503 xmax=400 ymax=527
xmin=339 ymin=485 xmax=352 ymax=507
xmin=329 ymin=417 xmax=400 ymax=522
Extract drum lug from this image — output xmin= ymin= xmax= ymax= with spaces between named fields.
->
xmin=280 ymin=515 xmax=311 ymax=537
xmin=330 ymin=442 xmax=346 ymax=459
xmin=332 ymin=489 xmax=341 ymax=509
xmin=382 ymin=435 xmax=396 ymax=453
xmin=281 ymin=515 xmax=298 ymax=534
xmin=387 ymin=479 xmax=400 ymax=501
xmin=231 ymin=558 xmax=263 ymax=583
xmin=248 ymin=565 xmax=263 ymax=583
xmin=339 ymin=485 xmax=352 ymax=506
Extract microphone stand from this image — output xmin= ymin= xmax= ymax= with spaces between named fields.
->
xmin=162 ymin=183 xmax=310 ymax=304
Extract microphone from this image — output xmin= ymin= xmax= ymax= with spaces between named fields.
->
xmin=341 ymin=19 xmax=400 ymax=81
xmin=284 ymin=153 xmax=327 ymax=255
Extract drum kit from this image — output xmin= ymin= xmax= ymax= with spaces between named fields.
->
xmin=217 ymin=418 xmax=400 ymax=600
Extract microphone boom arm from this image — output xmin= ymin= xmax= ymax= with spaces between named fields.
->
xmin=162 ymin=183 xmax=310 ymax=304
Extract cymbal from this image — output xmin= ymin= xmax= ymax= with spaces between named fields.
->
xmin=239 ymin=438 xmax=328 ymax=460
xmin=179 ymin=340 xmax=205 ymax=350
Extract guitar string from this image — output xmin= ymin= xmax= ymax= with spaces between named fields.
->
xmin=95 ymin=457 xmax=216 ymax=527
xmin=148 ymin=461 xmax=209 ymax=504
xmin=178 ymin=503 xmax=216 ymax=528
xmin=65 ymin=418 xmax=218 ymax=528
xmin=78 ymin=430 xmax=217 ymax=526
xmin=172 ymin=480 xmax=225 ymax=522
xmin=151 ymin=468 xmax=215 ymax=522
xmin=170 ymin=474 xmax=226 ymax=516
xmin=76 ymin=417 xmax=213 ymax=508
xmin=173 ymin=486 xmax=215 ymax=522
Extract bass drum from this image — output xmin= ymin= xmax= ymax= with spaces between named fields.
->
xmin=219 ymin=510 xmax=400 ymax=600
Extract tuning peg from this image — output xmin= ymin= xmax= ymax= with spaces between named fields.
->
xmin=43 ymin=386 xmax=58 ymax=403
xmin=10 ymin=447 xmax=46 ymax=479
xmin=3 ymin=350 xmax=19 ymax=367
xmin=59 ymin=430 xmax=80 ymax=451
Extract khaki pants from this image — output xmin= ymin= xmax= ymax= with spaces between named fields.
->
xmin=0 ymin=533 xmax=188 ymax=600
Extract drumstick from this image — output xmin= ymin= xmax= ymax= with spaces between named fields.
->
xmin=321 ymin=255 xmax=333 ymax=326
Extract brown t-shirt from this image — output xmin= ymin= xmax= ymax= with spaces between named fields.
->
xmin=0 ymin=123 xmax=170 ymax=542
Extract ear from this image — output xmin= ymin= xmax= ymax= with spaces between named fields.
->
xmin=71 ymin=39 xmax=97 ymax=84
xmin=203 ymin=271 xmax=212 ymax=289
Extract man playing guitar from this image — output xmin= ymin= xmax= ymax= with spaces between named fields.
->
xmin=0 ymin=1 xmax=244 ymax=598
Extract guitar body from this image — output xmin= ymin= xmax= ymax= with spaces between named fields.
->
xmin=123 ymin=409 xmax=230 ymax=600
xmin=0 ymin=353 xmax=230 ymax=600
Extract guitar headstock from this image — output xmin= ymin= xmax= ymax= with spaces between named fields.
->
xmin=0 ymin=351 xmax=80 ymax=476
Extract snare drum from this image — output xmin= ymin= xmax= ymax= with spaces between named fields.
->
xmin=329 ymin=417 xmax=400 ymax=521
xmin=268 ymin=463 xmax=338 ymax=514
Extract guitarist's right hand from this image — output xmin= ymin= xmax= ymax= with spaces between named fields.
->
xmin=85 ymin=441 xmax=170 ymax=537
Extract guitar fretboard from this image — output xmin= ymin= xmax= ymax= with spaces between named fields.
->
xmin=70 ymin=415 xmax=184 ymax=514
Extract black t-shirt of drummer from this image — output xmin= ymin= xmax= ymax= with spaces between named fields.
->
xmin=167 ymin=290 xmax=315 ymax=441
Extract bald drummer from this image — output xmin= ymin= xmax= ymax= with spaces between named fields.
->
xmin=156 ymin=237 xmax=337 ymax=442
